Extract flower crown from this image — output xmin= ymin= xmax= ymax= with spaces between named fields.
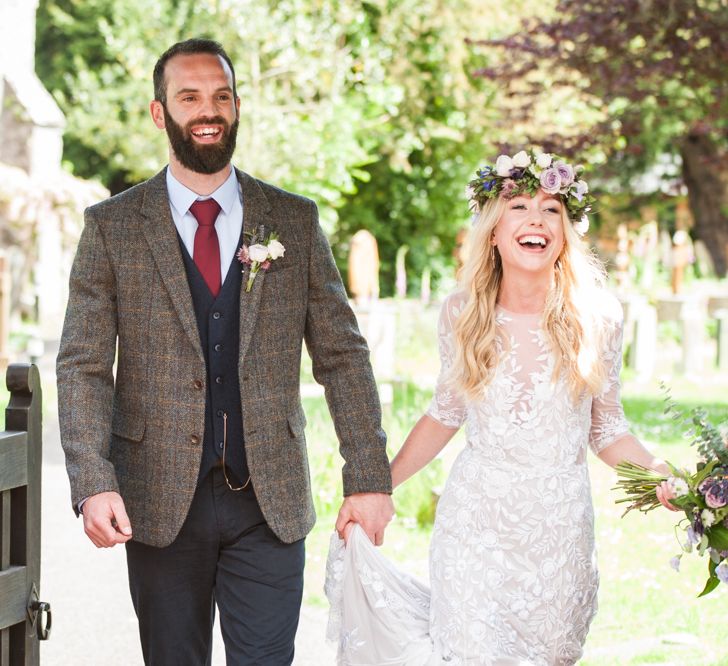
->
xmin=468 ymin=150 xmax=594 ymax=234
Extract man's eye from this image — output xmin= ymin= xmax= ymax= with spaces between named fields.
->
xmin=182 ymin=96 xmax=195 ymax=102
xmin=218 ymin=95 xmax=231 ymax=101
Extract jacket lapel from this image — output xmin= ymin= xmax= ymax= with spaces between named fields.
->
xmin=140 ymin=168 xmax=204 ymax=362
xmin=236 ymin=169 xmax=273 ymax=364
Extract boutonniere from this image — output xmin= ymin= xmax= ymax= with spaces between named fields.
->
xmin=236 ymin=226 xmax=285 ymax=292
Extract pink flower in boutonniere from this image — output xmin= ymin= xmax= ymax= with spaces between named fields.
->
xmin=236 ymin=227 xmax=285 ymax=292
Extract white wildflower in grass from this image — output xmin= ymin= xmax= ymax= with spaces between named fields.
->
xmin=669 ymin=555 xmax=681 ymax=572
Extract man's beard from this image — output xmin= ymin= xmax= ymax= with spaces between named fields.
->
xmin=163 ymin=106 xmax=239 ymax=174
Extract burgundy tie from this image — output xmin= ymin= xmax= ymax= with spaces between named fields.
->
xmin=190 ymin=199 xmax=222 ymax=297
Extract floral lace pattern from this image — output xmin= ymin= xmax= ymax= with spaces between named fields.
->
xmin=325 ymin=291 xmax=631 ymax=665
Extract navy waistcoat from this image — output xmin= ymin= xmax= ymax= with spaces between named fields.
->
xmin=178 ymin=235 xmax=249 ymax=485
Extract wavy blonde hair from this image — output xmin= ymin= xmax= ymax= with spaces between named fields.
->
xmin=451 ymin=196 xmax=609 ymax=402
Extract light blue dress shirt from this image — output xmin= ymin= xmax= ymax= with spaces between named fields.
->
xmin=165 ymin=166 xmax=244 ymax=283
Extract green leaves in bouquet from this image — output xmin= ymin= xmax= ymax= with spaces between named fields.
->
xmin=707 ymin=524 xmax=728 ymax=552
xmin=660 ymin=382 xmax=728 ymax=466
xmin=698 ymin=559 xmax=720 ymax=598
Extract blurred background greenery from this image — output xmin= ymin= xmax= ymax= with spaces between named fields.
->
xmin=1 ymin=0 xmax=725 ymax=663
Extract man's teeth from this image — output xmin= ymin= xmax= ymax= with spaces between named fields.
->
xmin=192 ymin=128 xmax=219 ymax=136
xmin=519 ymin=236 xmax=547 ymax=247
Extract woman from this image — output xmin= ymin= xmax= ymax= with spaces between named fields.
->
xmin=325 ymin=150 xmax=671 ymax=666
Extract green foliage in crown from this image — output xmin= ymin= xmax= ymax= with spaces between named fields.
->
xmin=468 ymin=150 xmax=595 ymax=233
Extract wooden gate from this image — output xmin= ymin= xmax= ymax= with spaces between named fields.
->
xmin=0 ymin=364 xmax=51 ymax=665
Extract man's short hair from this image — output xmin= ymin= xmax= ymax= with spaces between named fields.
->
xmin=153 ymin=38 xmax=237 ymax=104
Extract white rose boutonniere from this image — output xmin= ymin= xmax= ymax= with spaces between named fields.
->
xmin=236 ymin=226 xmax=285 ymax=292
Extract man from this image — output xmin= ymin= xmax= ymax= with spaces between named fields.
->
xmin=57 ymin=38 xmax=393 ymax=665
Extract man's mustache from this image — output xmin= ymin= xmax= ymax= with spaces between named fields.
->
xmin=184 ymin=116 xmax=229 ymax=132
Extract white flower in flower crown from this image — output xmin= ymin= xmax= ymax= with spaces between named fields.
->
xmin=573 ymin=215 xmax=589 ymax=236
xmin=267 ymin=239 xmax=285 ymax=260
xmin=669 ymin=555 xmax=681 ymax=572
xmin=536 ymin=152 xmax=552 ymax=169
xmin=512 ymin=150 xmax=531 ymax=168
xmin=495 ymin=154 xmax=514 ymax=177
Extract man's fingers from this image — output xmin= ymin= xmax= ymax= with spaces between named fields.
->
xmin=110 ymin=498 xmax=133 ymax=537
xmin=82 ymin=491 xmax=133 ymax=547
xmin=335 ymin=509 xmax=351 ymax=538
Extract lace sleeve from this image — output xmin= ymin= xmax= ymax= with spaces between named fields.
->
xmin=426 ymin=295 xmax=467 ymax=429
xmin=589 ymin=302 xmax=631 ymax=454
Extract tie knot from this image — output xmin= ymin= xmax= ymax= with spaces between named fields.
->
xmin=189 ymin=199 xmax=221 ymax=227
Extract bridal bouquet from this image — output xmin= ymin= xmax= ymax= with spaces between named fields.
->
xmin=614 ymin=390 xmax=728 ymax=597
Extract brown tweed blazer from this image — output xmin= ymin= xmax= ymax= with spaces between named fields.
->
xmin=57 ymin=167 xmax=392 ymax=547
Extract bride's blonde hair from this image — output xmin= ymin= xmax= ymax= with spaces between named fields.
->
xmin=451 ymin=196 xmax=609 ymax=401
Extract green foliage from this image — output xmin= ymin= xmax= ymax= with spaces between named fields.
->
xmin=36 ymin=0 xmax=543 ymax=293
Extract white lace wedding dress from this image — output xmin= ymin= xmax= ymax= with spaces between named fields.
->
xmin=325 ymin=292 xmax=631 ymax=666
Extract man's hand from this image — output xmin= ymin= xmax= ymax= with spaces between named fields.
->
xmin=82 ymin=491 xmax=133 ymax=548
xmin=335 ymin=492 xmax=395 ymax=546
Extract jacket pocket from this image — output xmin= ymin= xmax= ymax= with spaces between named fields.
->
xmin=111 ymin=410 xmax=145 ymax=442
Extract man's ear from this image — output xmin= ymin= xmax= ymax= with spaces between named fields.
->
xmin=150 ymin=100 xmax=166 ymax=129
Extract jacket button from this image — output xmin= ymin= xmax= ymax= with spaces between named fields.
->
xmin=215 ymin=376 xmax=223 ymax=384
xmin=190 ymin=435 xmax=200 ymax=445
xmin=213 ymin=311 xmax=221 ymax=320
xmin=193 ymin=379 xmax=203 ymax=389
xmin=217 ymin=409 xmax=224 ymax=417
xmin=214 ymin=343 xmax=222 ymax=352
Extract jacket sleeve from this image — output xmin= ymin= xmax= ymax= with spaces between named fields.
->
xmin=56 ymin=207 xmax=120 ymax=513
xmin=302 ymin=201 xmax=392 ymax=496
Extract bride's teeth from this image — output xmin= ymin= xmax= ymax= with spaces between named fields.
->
xmin=519 ymin=236 xmax=546 ymax=246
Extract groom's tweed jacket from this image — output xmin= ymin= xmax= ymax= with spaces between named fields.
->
xmin=57 ymin=167 xmax=391 ymax=547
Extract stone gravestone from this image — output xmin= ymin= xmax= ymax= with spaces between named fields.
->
xmin=348 ymin=229 xmax=380 ymax=307
xmin=670 ymin=229 xmax=693 ymax=295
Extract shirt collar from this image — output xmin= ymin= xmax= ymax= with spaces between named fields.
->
xmin=166 ymin=165 xmax=239 ymax=217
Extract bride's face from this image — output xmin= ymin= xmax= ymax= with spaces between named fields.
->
xmin=492 ymin=189 xmax=565 ymax=281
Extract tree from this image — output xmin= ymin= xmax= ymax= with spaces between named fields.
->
xmin=332 ymin=0 xmax=540 ymax=295
xmin=36 ymin=0 xmax=399 ymax=231
xmin=36 ymin=0 xmax=540 ymax=293
xmin=471 ymin=0 xmax=728 ymax=275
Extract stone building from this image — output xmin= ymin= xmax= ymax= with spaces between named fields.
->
xmin=0 ymin=0 xmax=106 ymax=352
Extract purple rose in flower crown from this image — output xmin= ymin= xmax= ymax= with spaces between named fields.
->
xmin=539 ymin=168 xmax=561 ymax=194
xmin=553 ymin=161 xmax=575 ymax=188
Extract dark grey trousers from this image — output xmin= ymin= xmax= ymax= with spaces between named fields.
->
xmin=126 ymin=467 xmax=305 ymax=665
